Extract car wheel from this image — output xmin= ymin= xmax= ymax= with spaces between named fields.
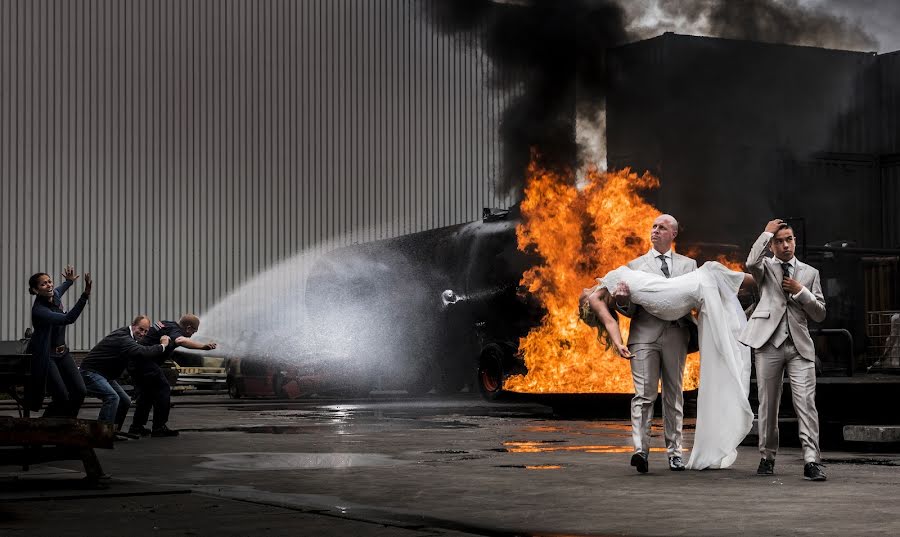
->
xmin=477 ymin=344 xmax=505 ymax=401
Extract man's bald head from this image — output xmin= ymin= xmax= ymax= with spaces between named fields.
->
xmin=178 ymin=313 xmax=200 ymax=337
xmin=651 ymin=214 xmax=679 ymax=252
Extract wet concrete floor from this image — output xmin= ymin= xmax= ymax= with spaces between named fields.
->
xmin=2 ymin=393 xmax=900 ymax=536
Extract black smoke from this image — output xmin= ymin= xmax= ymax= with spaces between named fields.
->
xmin=428 ymin=0 xmax=629 ymax=195
xmin=427 ymin=0 xmax=876 ymax=196
xmin=656 ymin=0 xmax=877 ymax=51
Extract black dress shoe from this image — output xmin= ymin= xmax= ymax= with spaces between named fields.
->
xmin=630 ymin=451 xmax=649 ymax=474
xmin=150 ymin=425 xmax=180 ymax=437
xmin=128 ymin=425 xmax=152 ymax=437
xmin=757 ymin=458 xmax=775 ymax=475
xmin=668 ymin=456 xmax=686 ymax=471
xmin=803 ymin=462 xmax=827 ymax=481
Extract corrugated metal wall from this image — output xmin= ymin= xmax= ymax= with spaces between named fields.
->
xmin=0 ymin=0 xmax=516 ymax=348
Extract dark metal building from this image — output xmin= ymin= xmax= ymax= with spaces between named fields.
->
xmin=606 ymin=33 xmax=900 ymax=371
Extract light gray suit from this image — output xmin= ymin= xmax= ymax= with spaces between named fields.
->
xmin=622 ymin=250 xmax=697 ymax=458
xmin=738 ymin=232 xmax=826 ymax=463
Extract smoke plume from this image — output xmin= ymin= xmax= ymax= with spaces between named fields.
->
xmin=428 ymin=0 xmax=629 ymax=195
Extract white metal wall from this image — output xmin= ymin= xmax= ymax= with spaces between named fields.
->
xmin=0 ymin=0 xmax=516 ymax=348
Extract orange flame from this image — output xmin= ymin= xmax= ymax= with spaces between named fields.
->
xmin=504 ymin=163 xmax=700 ymax=394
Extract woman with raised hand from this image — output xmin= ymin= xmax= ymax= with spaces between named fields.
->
xmin=27 ymin=265 xmax=92 ymax=417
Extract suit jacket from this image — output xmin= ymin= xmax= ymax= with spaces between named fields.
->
xmin=737 ymin=232 xmax=826 ymax=361
xmin=81 ymin=326 xmax=166 ymax=380
xmin=621 ymin=251 xmax=698 ymax=345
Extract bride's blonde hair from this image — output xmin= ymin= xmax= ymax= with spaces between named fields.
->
xmin=578 ymin=282 xmax=616 ymax=350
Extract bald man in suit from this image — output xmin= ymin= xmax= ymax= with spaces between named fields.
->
xmin=614 ymin=214 xmax=697 ymax=473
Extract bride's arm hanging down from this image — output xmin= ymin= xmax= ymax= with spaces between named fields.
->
xmin=579 ymin=283 xmax=633 ymax=359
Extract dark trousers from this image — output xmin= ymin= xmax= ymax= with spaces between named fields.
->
xmin=131 ymin=366 xmax=171 ymax=430
xmin=42 ymin=352 xmax=86 ymax=418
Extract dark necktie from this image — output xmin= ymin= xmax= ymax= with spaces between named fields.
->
xmin=782 ymin=262 xmax=791 ymax=296
xmin=658 ymin=254 xmax=671 ymax=278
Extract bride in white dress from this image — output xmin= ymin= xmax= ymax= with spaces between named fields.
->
xmin=580 ymin=261 xmax=754 ymax=470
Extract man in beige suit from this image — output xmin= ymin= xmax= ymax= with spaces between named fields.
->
xmin=738 ymin=218 xmax=827 ymax=481
xmin=615 ymin=214 xmax=697 ymax=473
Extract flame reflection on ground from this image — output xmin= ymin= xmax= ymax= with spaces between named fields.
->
xmin=503 ymin=441 xmax=678 ymax=454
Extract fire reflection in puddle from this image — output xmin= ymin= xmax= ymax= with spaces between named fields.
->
xmin=502 ymin=441 xmax=676 ymax=454
xmin=197 ymin=452 xmax=410 ymax=471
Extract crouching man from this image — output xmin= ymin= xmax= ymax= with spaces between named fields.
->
xmin=80 ymin=316 xmax=170 ymax=433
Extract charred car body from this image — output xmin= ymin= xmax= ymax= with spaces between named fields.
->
xmin=303 ymin=207 xmax=543 ymax=398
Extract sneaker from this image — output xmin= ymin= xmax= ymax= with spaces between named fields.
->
xmin=116 ymin=430 xmax=141 ymax=440
xmin=668 ymin=456 xmax=686 ymax=471
xmin=630 ymin=451 xmax=649 ymax=474
xmin=803 ymin=462 xmax=827 ymax=481
xmin=757 ymin=458 xmax=775 ymax=475
xmin=128 ymin=425 xmax=152 ymax=437
xmin=150 ymin=425 xmax=180 ymax=437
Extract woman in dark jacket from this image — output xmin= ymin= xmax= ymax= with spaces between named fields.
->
xmin=26 ymin=266 xmax=92 ymax=416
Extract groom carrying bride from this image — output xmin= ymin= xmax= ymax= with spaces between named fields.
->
xmin=580 ymin=216 xmax=825 ymax=477
xmin=613 ymin=214 xmax=697 ymax=474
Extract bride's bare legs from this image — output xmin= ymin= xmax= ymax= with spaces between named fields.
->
xmin=585 ymin=287 xmax=633 ymax=359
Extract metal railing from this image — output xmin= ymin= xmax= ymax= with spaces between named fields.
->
xmin=810 ymin=328 xmax=856 ymax=376
xmin=866 ymin=310 xmax=900 ymax=372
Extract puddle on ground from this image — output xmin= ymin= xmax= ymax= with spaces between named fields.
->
xmin=500 ymin=441 xmax=673 ymax=454
xmin=822 ymin=457 xmax=900 ymax=466
xmin=495 ymin=464 xmax=565 ymax=470
xmin=196 ymin=452 xmax=410 ymax=471
xmin=183 ymin=425 xmax=317 ymax=434
xmin=516 ymin=422 xmax=692 ymax=440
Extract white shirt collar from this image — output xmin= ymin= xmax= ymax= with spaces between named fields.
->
xmin=650 ymin=248 xmax=672 ymax=259
xmin=777 ymin=257 xmax=797 ymax=267
xmin=129 ymin=326 xmax=136 ymax=340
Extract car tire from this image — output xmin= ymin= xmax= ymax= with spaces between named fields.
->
xmin=477 ymin=344 xmax=505 ymax=401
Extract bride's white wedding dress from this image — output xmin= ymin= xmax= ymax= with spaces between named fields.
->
xmin=600 ymin=261 xmax=753 ymax=470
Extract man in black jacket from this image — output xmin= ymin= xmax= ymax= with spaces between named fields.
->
xmin=128 ymin=314 xmax=217 ymax=437
xmin=80 ymin=316 xmax=170 ymax=430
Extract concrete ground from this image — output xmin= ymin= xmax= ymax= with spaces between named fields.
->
xmin=2 ymin=393 xmax=899 ymax=536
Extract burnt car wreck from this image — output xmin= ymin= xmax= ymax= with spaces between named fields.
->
xmin=303 ymin=207 xmax=544 ymax=399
